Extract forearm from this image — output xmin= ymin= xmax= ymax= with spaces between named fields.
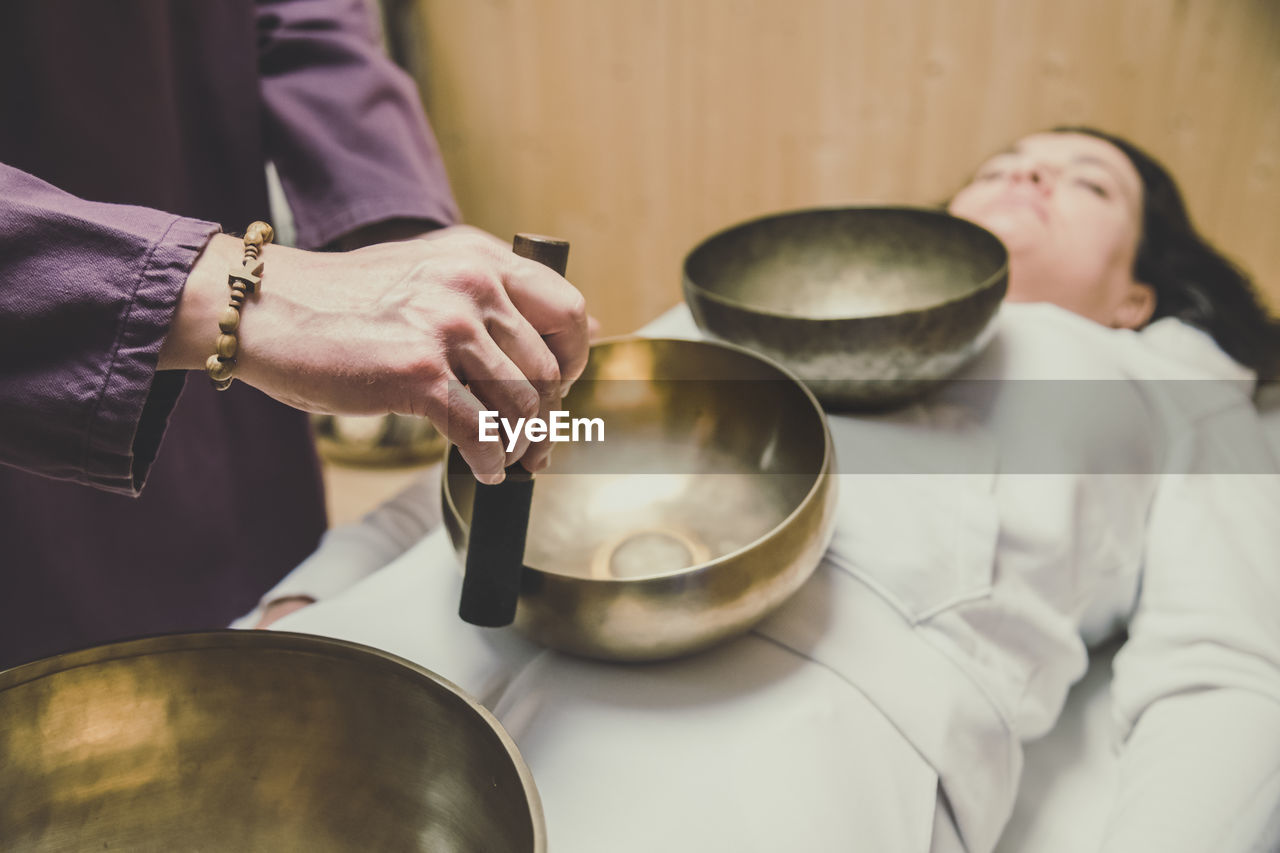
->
xmin=1108 ymin=445 xmax=1280 ymax=850
xmin=1101 ymin=690 xmax=1280 ymax=852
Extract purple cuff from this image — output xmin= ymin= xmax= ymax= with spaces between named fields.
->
xmin=89 ymin=216 xmax=222 ymax=493
xmin=0 ymin=161 xmax=220 ymax=495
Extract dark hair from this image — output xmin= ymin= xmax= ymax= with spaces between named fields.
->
xmin=1052 ymin=126 xmax=1280 ymax=379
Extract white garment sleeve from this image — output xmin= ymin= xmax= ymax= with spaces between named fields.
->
xmin=1102 ymin=405 xmax=1280 ymax=852
xmin=230 ymin=465 xmax=444 ymax=627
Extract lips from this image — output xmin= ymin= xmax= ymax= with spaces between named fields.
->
xmin=987 ymin=189 xmax=1048 ymax=223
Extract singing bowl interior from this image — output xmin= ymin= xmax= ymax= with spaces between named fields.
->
xmin=444 ymin=337 xmax=835 ymax=661
xmin=0 ymin=632 xmax=544 ymax=853
xmin=683 ymin=206 xmax=1008 ymax=409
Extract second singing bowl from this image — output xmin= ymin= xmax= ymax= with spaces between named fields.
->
xmin=443 ymin=337 xmax=836 ymax=661
xmin=684 ymin=206 xmax=1008 ymax=410
xmin=0 ymin=632 xmax=544 ymax=853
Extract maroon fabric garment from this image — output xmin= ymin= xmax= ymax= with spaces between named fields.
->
xmin=0 ymin=0 xmax=459 ymax=668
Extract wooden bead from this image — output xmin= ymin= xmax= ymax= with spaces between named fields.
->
xmin=205 ymin=354 xmax=235 ymax=382
xmin=228 ymin=259 xmax=264 ymax=293
xmin=244 ymin=221 xmax=274 ymax=247
xmin=216 ymin=333 xmax=238 ymax=359
xmin=229 ymin=292 xmax=245 ymax=308
xmin=218 ymin=306 xmax=241 ymax=333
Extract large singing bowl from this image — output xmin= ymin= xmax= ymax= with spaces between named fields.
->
xmin=443 ymin=337 xmax=836 ymax=662
xmin=0 ymin=632 xmax=544 ymax=853
xmin=684 ymin=206 xmax=1008 ymax=409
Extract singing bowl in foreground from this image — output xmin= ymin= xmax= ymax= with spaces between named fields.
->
xmin=0 ymin=632 xmax=544 ymax=853
xmin=444 ymin=337 xmax=836 ymax=662
xmin=684 ymin=206 xmax=1008 ymax=409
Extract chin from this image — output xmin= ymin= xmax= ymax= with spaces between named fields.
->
xmin=990 ymin=216 xmax=1042 ymax=246
xmin=1002 ymin=257 xmax=1060 ymax=304
xmin=952 ymin=209 xmax=1026 ymax=250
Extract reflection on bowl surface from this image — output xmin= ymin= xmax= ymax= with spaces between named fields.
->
xmin=0 ymin=632 xmax=544 ymax=853
xmin=524 ymin=469 xmax=811 ymax=582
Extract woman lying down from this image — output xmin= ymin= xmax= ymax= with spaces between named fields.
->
xmin=238 ymin=128 xmax=1280 ymax=853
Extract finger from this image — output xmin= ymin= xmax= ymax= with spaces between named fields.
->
xmin=518 ymin=391 xmax=557 ymax=473
xmin=255 ymin=596 xmax=314 ymax=629
xmin=483 ymin=302 xmax=569 ymax=470
xmin=420 ymin=374 xmax=509 ymax=484
xmin=501 ymin=256 xmax=590 ymax=395
xmin=485 ymin=294 xmax=564 ymax=400
xmin=452 ymin=339 xmax=543 ymax=467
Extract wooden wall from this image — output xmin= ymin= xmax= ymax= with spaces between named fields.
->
xmin=398 ymin=0 xmax=1280 ymax=336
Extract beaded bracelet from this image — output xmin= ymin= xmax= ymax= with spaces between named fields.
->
xmin=206 ymin=221 xmax=274 ymax=390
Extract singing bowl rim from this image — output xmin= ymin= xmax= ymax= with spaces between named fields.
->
xmin=441 ymin=335 xmax=834 ymax=585
xmin=682 ymin=203 xmax=1009 ymax=322
xmin=0 ymin=630 xmax=547 ymax=853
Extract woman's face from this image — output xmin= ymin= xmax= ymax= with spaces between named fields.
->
xmin=948 ymin=132 xmax=1154 ymax=329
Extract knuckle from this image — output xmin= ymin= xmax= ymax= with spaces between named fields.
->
xmin=453 ymin=266 xmax=497 ymax=298
xmin=436 ymin=308 xmax=482 ymax=345
xmin=426 ymin=256 xmax=501 ymax=305
xmin=532 ymin=351 xmax=562 ymax=396
xmin=564 ymin=291 xmax=588 ymax=326
xmin=438 ymin=383 xmax=475 ymax=434
xmin=513 ymin=386 xmax=541 ymax=419
xmin=399 ymin=351 xmax=445 ymax=385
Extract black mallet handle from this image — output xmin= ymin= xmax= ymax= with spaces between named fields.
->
xmin=458 ymin=234 xmax=570 ymax=627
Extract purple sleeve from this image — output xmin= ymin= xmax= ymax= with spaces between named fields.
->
xmin=0 ymin=162 xmax=220 ymax=495
xmin=256 ymin=0 xmax=461 ymax=249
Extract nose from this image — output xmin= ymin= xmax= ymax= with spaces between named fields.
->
xmin=1009 ymin=161 xmax=1053 ymax=190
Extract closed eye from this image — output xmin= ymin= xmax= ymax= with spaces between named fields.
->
xmin=1074 ymin=178 xmax=1109 ymax=198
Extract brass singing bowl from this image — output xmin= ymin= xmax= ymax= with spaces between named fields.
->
xmin=0 ymin=632 xmax=544 ymax=853
xmin=443 ymin=337 xmax=836 ymax=662
xmin=684 ymin=206 xmax=1008 ymax=409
